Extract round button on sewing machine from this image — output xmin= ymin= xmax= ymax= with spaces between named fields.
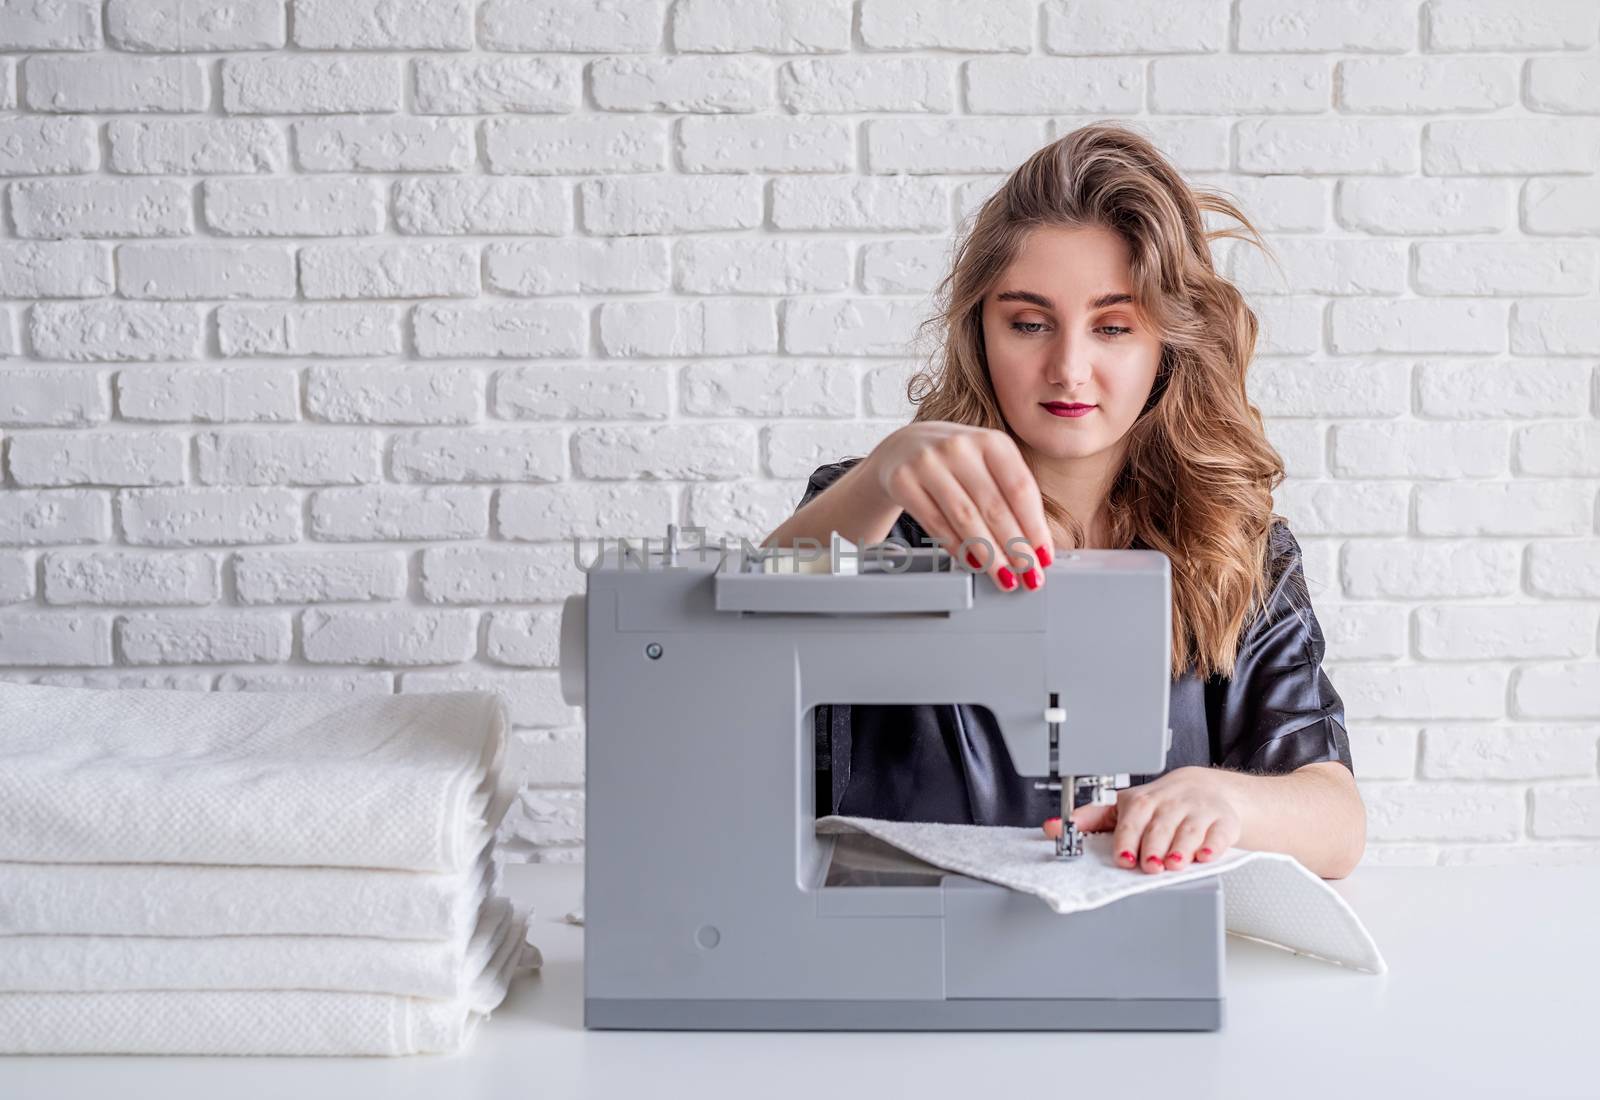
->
xmin=695 ymin=925 xmax=721 ymax=949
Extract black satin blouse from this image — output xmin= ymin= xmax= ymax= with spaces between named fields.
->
xmin=799 ymin=458 xmax=1355 ymax=827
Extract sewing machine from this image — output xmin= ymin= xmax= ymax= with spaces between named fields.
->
xmin=559 ymin=524 xmax=1225 ymax=1031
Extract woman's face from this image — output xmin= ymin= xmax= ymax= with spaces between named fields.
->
xmin=981 ymin=224 xmax=1164 ymax=465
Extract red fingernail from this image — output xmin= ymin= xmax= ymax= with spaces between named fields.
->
xmin=1199 ymin=847 xmax=1213 ymax=857
xmin=1044 ymin=817 xmax=1060 ymax=826
xmin=997 ymin=567 xmax=1016 ymax=590
xmin=1036 ymin=544 xmax=1053 ymax=568
xmin=1118 ymin=850 xmax=1134 ymax=861
xmin=1167 ymin=853 xmax=1184 ymax=863
xmin=1146 ymin=855 xmax=1163 ymax=864
xmin=965 ymin=551 xmax=982 ymax=571
xmin=1022 ymin=567 xmax=1041 ymax=590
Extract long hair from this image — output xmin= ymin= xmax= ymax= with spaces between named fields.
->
xmin=905 ymin=122 xmax=1289 ymax=682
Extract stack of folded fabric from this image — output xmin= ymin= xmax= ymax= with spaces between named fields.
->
xmin=0 ymin=682 xmax=541 ymax=1056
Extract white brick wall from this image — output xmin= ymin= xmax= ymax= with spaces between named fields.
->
xmin=0 ymin=0 xmax=1596 ymax=868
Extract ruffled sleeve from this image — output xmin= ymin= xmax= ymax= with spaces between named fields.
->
xmin=797 ymin=459 xmax=861 ymax=510
xmin=1208 ymin=521 xmax=1355 ymax=776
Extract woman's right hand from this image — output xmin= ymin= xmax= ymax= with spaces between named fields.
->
xmin=864 ymin=422 xmax=1055 ymax=591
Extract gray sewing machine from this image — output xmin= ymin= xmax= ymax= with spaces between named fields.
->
xmin=559 ymin=524 xmax=1224 ymax=1031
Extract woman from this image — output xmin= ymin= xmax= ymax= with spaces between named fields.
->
xmin=763 ymin=124 xmax=1366 ymax=880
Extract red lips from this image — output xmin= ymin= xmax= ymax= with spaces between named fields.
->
xmin=1042 ymin=402 xmax=1096 ymax=418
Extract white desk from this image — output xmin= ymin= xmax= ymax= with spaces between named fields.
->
xmin=2 ymin=861 xmax=1594 ymax=1099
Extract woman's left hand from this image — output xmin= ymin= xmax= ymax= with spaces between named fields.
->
xmin=1041 ymin=766 xmax=1243 ymax=873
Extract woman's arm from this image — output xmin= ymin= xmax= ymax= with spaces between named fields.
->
xmin=761 ymin=450 xmax=915 ymax=550
xmin=1213 ymin=761 xmax=1367 ymax=879
xmin=1054 ymin=760 xmax=1369 ymax=880
xmin=763 ymin=454 xmax=905 ymax=551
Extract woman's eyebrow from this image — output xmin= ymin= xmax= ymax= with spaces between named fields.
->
xmin=994 ymin=290 xmax=1135 ymax=310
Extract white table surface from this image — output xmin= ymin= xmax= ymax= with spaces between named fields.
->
xmin=3 ymin=860 xmax=1595 ymax=1099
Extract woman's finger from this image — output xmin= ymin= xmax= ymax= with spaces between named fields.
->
xmin=1110 ymin=790 xmax=1154 ymax=870
xmin=1193 ymin=818 xmax=1235 ymax=862
xmin=896 ymin=466 xmax=953 ymax=543
xmin=1138 ymin=807 xmax=1184 ymax=874
xmin=1071 ymin=801 xmax=1117 ymax=832
xmin=919 ymin=457 xmax=1015 ymax=591
xmin=1041 ymin=802 xmax=1116 ymax=839
xmin=1164 ymin=815 xmax=1210 ymax=870
xmin=951 ymin=449 xmax=1039 ymax=589
xmin=895 ymin=474 xmax=962 ymax=555
xmin=982 ymin=434 xmax=1055 ymax=578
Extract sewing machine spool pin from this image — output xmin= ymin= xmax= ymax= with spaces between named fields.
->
xmin=665 ymin=523 xmax=714 ymax=567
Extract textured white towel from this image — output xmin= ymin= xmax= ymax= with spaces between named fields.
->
xmin=0 ymin=896 xmax=516 ymax=998
xmin=0 ymin=682 xmax=509 ymax=872
xmin=0 ymin=838 xmax=496 ymax=939
xmin=0 ymin=908 xmax=542 ymax=1055
xmin=817 ymin=816 xmax=1386 ymax=974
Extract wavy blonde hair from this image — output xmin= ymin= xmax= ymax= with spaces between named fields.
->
xmin=904 ymin=122 xmax=1289 ymax=682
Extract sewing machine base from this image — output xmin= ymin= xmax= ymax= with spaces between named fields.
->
xmin=586 ymin=996 xmax=1220 ymax=1030
xmin=585 ymin=836 xmax=1225 ymax=1033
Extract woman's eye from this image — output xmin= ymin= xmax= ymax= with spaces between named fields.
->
xmin=1009 ymin=321 xmax=1131 ymax=337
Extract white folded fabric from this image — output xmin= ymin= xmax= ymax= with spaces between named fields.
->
xmin=0 ymin=908 xmax=541 ymax=1056
xmin=0 ymin=682 xmax=509 ymax=872
xmin=0 ymin=896 xmax=516 ymax=998
xmin=817 ymin=816 xmax=1386 ymax=974
xmin=0 ymin=837 xmax=497 ymax=939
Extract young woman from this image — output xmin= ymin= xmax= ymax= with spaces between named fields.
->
xmin=763 ymin=124 xmax=1366 ymax=880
